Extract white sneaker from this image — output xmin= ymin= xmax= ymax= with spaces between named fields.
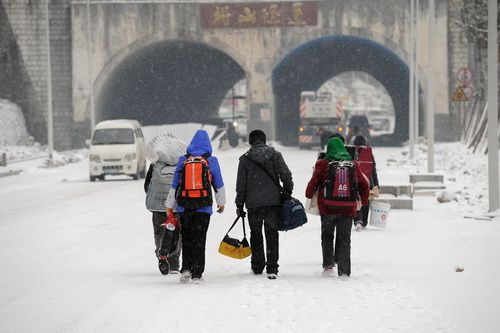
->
xmin=355 ymin=222 xmax=363 ymax=232
xmin=321 ymin=267 xmax=335 ymax=277
xmin=192 ymin=277 xmax=204 ymax=284
xmin=267 ymin=273 xmax=277 ymax=280
xmin=179 ymin=271 xmax=192 ymax=283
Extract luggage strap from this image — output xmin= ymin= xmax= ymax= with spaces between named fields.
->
xmin=225 ymin=215 xmax=247 ymax=239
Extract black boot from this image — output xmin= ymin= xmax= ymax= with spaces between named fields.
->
xmin=158 ymin=259 xmax=170 ymax=275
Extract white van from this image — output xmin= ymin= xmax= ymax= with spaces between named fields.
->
xmin=88 ymin=119 xmax=147 ymax=181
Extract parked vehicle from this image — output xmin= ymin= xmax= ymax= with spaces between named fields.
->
xmin=366 ymin=110 xmax=395 ymax=137
xmin=87 ymin=119 xmax=146 ymax=181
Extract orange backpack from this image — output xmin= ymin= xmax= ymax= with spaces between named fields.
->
xmin=176 ymin=156 xmax=213 ymax=209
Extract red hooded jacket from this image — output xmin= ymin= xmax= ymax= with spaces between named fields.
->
xmin=305 ymin=159 xmax=370 ymax=217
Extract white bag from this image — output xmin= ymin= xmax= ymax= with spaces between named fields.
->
xmin=305 ymin=191 xmax=320 ymax=216
xmin=145 ymin=133 xmax=187 ymax=165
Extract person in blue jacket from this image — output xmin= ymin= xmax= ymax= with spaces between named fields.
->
xmin=166 ymin=130 xmax=225 ymax=284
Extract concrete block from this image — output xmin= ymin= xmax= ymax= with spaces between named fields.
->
xmin=409 ymin=173 xmax=444 ymax=184
xmin=377 ymin=194 xmax=413 ymax=210
xmin=413 ymin=181 xmax=446 ymax=192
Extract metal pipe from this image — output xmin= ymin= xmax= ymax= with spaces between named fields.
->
xmin=414 ymin=0 xmax=420 ymax=142
xmin=45 ymin=0 xmax=54 ymax=166
xmin=409 ymin=0 xmax=415 ymax=159
xmin=426 ymin=0 xmax=435 ymax=173
xmin=87 ymin=0 xmax=96 ymax=133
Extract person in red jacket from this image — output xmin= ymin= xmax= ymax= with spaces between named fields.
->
xmin=305 ymin=137 xmax=369 ymax=278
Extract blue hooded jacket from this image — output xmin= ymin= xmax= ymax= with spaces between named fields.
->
xmin=170 ymin=130 xmax=225 ymax=215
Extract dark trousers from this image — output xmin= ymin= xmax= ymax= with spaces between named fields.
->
xmin=180 ymin=210 xmax=210 ymax=279
xmin=152 ymin=212 xmax=180 ymax=270
xmin=321 ymin=214 xmax=353 ymax=276
xmin=355 ymin=205 xmax=370 ymax=227
xmin=248 ymin=206 xmax=280 ymax=274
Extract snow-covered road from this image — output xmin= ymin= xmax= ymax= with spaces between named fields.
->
xmin=0 ymin=145 xmax=499 ymax=332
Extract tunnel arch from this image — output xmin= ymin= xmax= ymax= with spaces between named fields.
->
xmin=272 ymin=35 xmax=410 ymax=145
xmin=96 ymin=40 xmax=246 ymax=126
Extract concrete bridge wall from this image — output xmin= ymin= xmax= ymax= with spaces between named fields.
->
xmin=0 ymin=0 xmax=471 ymax=148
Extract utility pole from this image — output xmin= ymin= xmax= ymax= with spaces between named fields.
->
xmin=45 ymin=0 xmax=54 ymax=166
xmin=426 ymin=0 xmax=435 ymax=173
xmin=487 ymin=0 xmax=499 ymax=211
xmin=87 ymin=0 xmax=96 ymax=132
xmin=409 ymin=0 xmax=415 ymax=159
xmin=414 ymin=0 xmax=420 ymax=143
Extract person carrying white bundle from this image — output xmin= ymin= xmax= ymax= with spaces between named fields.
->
xmin=144 ymin=132 xmax=187 ymax=275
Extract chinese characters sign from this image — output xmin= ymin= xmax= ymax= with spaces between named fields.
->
xmin=200 ymin=2 xmax=318 ymax=29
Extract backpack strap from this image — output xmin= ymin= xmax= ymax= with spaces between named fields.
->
xmin=244 ymin=154 xmax=291 ymax=197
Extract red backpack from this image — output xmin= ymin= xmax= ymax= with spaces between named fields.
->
xmin=176 ymin=156 xmax=213 ymax=209
xmin=322 ymin=161 xmax=359 ymax=209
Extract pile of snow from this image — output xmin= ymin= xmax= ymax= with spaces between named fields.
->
xmin=395 ymin=142 xmax=491 ymax=215
xmin=0 ymin=143 xmax=46 ymax=162
xmin=0 ymin=99 xmax=30 ymax=146
xmin=40 ymin=150 xmax=86 ymax=168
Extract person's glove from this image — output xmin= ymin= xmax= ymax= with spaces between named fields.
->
xmin=236 ymin=206 xmax=246 ymax=218
xmin=217 ymin=205 xmax=225 ymax=213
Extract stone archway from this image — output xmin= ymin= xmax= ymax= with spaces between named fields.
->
xmin=96 ymin=40 xmax=246 ymax=126
xmin=273 ymin=35 xmax=410 ymax=145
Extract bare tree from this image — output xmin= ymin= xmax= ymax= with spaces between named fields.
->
xmin=456 ymin=0 xmax=499 ymax=152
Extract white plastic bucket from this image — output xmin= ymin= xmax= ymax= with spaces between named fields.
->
xmin=369 ymin=201 xmax=391 ymax=228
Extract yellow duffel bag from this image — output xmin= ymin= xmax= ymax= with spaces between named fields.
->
xmin=218 ymin=216 xmax=251 ymax=259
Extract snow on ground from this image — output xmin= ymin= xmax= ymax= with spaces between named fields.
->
xmin=0 ymin=141 xmax=499 ymax=332
xmin=0 ymin=99 xmax=30 ymax=146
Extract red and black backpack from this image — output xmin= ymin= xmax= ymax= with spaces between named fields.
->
xmin=176 ymin=155 xmax=213 ymax=209
xmin=322 ymin=161 xmax=359 ymax=209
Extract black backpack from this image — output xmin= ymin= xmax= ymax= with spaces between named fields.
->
xmin=322 ymin=161 xmax=358 ymax=209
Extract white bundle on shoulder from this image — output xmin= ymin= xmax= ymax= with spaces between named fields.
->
xmin=145 ymin=132 xmax=187 ymax=165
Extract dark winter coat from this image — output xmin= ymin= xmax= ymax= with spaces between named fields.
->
xmin=235 ymin=142 xmax=293 ymax=210
xmin=320 ymin=129 xmax=334 ymax=150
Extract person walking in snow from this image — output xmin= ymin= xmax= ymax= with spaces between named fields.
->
xmin=352 ymin=134 xmax=380 ymax=231
xmin=235 ymin=130 xmax=294 ymax=280
xmin=305 ymin=137 xmax=369 ymax=278
xmin=166 ymin=130 xmax=225 ymax=284
xmin=317 ymin=127 xmax=334 ymax=151
xmin=144 ymin=132 xmax=186 ymax=275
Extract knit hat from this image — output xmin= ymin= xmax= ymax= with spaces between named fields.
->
xmin=248 ymin=130 xmax=266 ymax=145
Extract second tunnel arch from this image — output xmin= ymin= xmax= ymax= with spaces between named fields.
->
xmin=273 ymin=35 xmax=415 ymax=145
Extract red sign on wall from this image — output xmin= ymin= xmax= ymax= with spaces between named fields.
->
xmin=200 ymin=2 xmax=318 ymax=29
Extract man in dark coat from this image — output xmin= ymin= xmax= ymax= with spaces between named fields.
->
xmin=235 ymin=130 xmax=293 ymax=280
xmin=317 ymin=127 xmax=334 ymax=151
